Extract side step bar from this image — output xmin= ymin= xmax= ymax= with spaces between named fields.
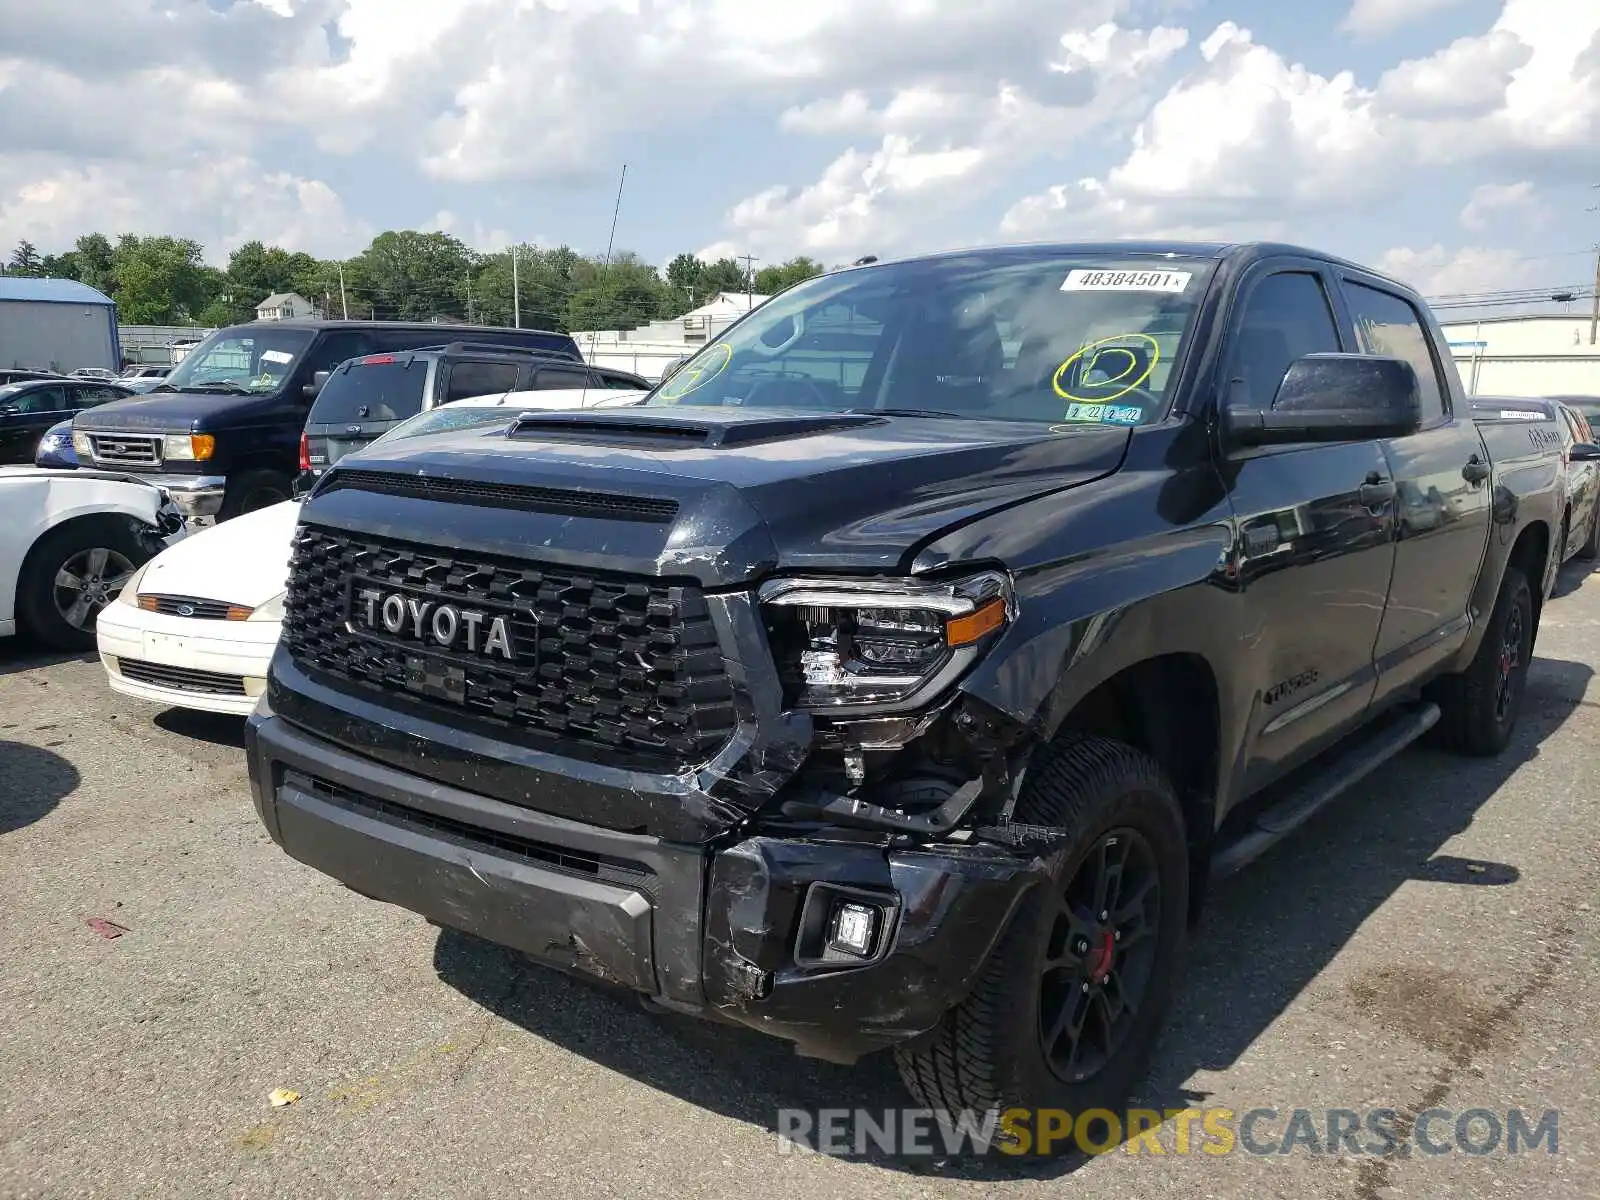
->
xmin=1211 ymin=702 xmax=1441 ymax=877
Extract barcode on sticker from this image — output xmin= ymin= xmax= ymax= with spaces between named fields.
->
xmin=1062 ymin=269 xmax=1191 ymax=294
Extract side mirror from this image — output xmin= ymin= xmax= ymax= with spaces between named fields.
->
xmin=659 ymin=355 xmax=688 ymax=382
xmin=1570 ymin=442 xmax=1600 ymax=462
xmin=302 ymin=370 xmax=331 ymax=400
xmin=1224 ymin=354 xmax=1423 ymax=449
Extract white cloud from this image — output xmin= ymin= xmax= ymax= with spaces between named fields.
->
xmin=1003 ymin=2 xmax=1600 ymax=244
xmin=1459 ymin=181 xmax=1542 ymax=231
xmin=704 ymin=17 xmax=1190 ymax=259
xmin=1377 ymin=244 xmax=1544 ymax=298
xmin=0 ymin=156 xmax=371 ymax=259
xmin=1341 ymin=0 xmax=1474 ymax=40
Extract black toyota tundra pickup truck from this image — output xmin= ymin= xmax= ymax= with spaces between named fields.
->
xmin=70 ymin=319 xmax=581 ymax=522
xmin=246 ymin=242 xmax=1575 ymax=1132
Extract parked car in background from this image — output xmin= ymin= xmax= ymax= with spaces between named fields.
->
xmin=97 ymin=499 xmax=298 ymax=715
xmin=0 ymin=369 xmax=66 ymax=387
xmin=34 ymin=419 xmax=77 ymax=468
xmin=298 ymin=346 xmax=650 ymax=483
xmin=0 ymin=377 xmax=133 ymax=463
xmin=1548 ymin=394 xmax=1600 ymax=432
xmin=0 ymin=466 xmax=185 ymax=649
xmin=72 ymin=320 xmax=585 ymax=523
xmin=69 ymin=368 xmax=119 ymax=382
xmin=1470 ymin=396 xmax=1600 ymax=563
xmin=118 ymin=365 xmax=172 ymax=393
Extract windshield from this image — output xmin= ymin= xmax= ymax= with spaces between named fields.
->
xmin=647 ymin=255 xmax=1214 ymax=426
xmin=376 ymin=405 xmax=520 ymax=445
xmin=162 ymin=327 xmax=315 ymax=394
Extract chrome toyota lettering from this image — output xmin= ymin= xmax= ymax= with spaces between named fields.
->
xmin=356 ymin=587 xmax=515 ymax=660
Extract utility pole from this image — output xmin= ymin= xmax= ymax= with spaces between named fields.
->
xmin=512 ymin=245 xmax=521 ymax=329
xmin=337 ymin=263 xmax=349 ymax=320
xmin=465 ymin=274 xmax=477 ymax=324
xmin=1589 ymin=185 xmax=1599 ymax=345
xmin=737 ymin=253 xmax=759 ymax=308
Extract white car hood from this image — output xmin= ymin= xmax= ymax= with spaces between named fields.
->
xmin=137 ymin=499 xmax=301 ymax=607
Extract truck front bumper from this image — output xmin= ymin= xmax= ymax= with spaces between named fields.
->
xmin=131 ymin=473 xmax=226 ymax=520
xmin=246 ymin=705 xmax=1045 ymax=1064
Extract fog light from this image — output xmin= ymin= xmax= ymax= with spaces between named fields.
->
xmin=828 ymin=901 xmax=879 ymax=958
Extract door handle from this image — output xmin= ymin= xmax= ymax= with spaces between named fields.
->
xmin=1359 ymin=472 xmax=1396 ymax=507
xmin=1462 ymin=455 xmax=1490 ymax=484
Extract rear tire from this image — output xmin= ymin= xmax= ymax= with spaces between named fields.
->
xmin=219 ymin=469 xmax=292 ymax=520
xmin=1429 ymin=566 xmax=1533 ymax=757
xmin=892 ymin=734 xmax=1189 ymax=1155
xmin=17 ymin=520 xmax=151 ymax=651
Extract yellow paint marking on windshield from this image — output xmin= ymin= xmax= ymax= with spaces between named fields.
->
xmin=1052 ymin=333 xmax=1161 ymax=405
xmin=658 ymin=342 xmax=732 ymax=401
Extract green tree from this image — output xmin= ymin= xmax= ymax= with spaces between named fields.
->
xmin=346 ymin=230 xmax=475 ymax=321
xmin=755 ymin=256 xmax=824 ymax=295
xmin=226 ymin=241 xmax=322 ymax=313
xmin=110 ymin=235 xmax=213 ymax=323
xmin=72 ymin=234 xmax=117 ymax=296
xmin=565 ymin=250 xmax=671 ymax=331
xmin=698 ymin=257 xmax=749 ymax=296
xmin=7 ymin=239 xmax=43 ymax=277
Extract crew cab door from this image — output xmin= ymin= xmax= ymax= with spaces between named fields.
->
xmin=1218 ymin=262 xmax=1399 ymax=792
xmin=1336 ymin=275 xmax=1493 ymax=701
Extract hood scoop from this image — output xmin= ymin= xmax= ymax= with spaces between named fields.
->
xmin=505 ymin=408 xmax=880 ymax=449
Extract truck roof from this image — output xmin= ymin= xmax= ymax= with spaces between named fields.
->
xmin=0 ymin=277 xmax=115 ymax=306
xmin=843 ymin=240 xmax=1418 ymax=295
xmin=231 ymin=318 xmax=570 ymax=336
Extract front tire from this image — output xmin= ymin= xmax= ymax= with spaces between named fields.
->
xmin=893 ymin=735 xmax=1189 ymax=1153
xmin=1429 ymin=566 xmax=1533 ymax=757
xmin=219 ymin=469 xmax=292 ymax=520
xmin=17 ymin=520 xmax=151 ymax=651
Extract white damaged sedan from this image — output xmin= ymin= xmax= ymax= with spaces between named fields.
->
xmin=97 ymin=499 xmax=298 ymax=715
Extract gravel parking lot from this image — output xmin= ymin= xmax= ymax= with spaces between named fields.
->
xmin=3 ymin=567 xmax=1599 ymax=1199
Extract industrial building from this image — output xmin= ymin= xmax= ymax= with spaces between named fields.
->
xmin=0 ymin=277 xmax=120 ymax=374
xmin=1442 ymin=314 xmax=1600 ymax=398
xmin=573 ymin=291 xmax=772 ymax=379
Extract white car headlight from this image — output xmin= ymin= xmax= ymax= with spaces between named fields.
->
xmin=72 ymin=430 xmax=93 ymax=458
xmin=249 ymin=592 xmax=285 ymax=622
xmin=758 ymin=570 xmax=1013 ymax=715
xmin=117 ymin=562 xmax=151 ymax=604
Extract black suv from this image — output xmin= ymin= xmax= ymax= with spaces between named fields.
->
xmin=72 ymin=320 xmax=585 ymax=521
xmin=299 ymin=342 xmax=650 ymax=482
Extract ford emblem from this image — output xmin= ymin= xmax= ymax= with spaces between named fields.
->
xmin=176 ymin=603 xmax=195 ymax=618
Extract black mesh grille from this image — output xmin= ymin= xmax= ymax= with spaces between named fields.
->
xmin=282 ymin=524 xmax=736 ymax=766
xmin=117 ymin=659 xmax=248 ymax=695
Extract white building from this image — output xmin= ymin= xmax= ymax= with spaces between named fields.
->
xmin=1442 ymin=314 xmax=1600 ymax=397
xmin=255 ymin=292 xmax=315 ymax=321
xmin=572 ymin=291 xmax=772 ymax=379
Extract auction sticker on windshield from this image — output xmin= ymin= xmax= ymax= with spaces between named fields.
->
xmin=1061 ymin=268 xmax=1192 ymax=293
xmin=260 ymin=350 xmax=294 ymax=364
xmin=1058 ymin=403 xmax=1143 ymax=425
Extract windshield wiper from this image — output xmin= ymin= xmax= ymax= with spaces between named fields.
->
xmin=182 ymin=382 xmax=253 ymax=395
xmin=848 ymin=407 xmax=968 ymax=420
xmin=147 ymin=383 xmax=178 ymax=392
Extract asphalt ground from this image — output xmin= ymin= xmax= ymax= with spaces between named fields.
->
xmin=2 ymin=565 xmax=1598 ymax=1199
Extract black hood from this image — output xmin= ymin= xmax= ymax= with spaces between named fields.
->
xmin=73 ymin=388 xmax=288 ymax=433
xmin=300 ymin=406 xmax=1131 ymax=585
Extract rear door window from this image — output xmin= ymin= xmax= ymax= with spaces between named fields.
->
xmin=309 ymin=358 xmax=430 ymax=423
xmin=1344 ymin=282 xmax=1448 ymax=423
xmin=443 ymin=360 xmax=521 ymax=403
xmin=528 ymin=366 xmax=595 ymax=390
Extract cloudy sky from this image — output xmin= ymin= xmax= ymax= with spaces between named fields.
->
xmin=0 ymin=0 xmax=1596 ymax=301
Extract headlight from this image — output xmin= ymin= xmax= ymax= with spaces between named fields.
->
xmin=117 ymin=562 xmax=151 ymax=604
xmin=759 ymin=570 xmax=1012 ymax=714
xmin=39 ymin=433 xmax=62 ymax=450
xmin=249 ymin=592 xmax=285 ymax=622
xmin=72 ymin=431 xmax=93 ymax=458
xmin=163 ymin=433 xmax=216 ymax=461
